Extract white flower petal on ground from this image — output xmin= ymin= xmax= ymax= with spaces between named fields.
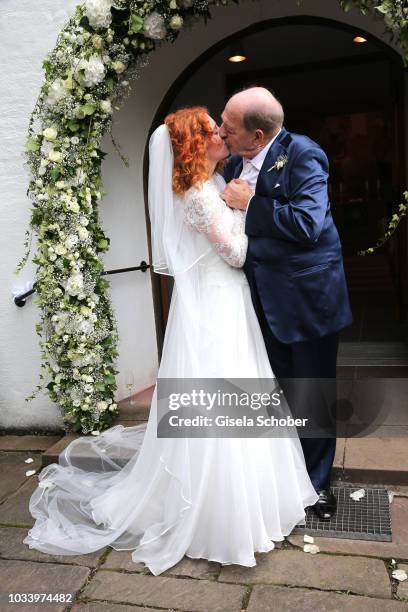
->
xmin=304 ymin=544 xmax=320 ymax=554
xmin=388 ymin=491 xmax=394 ymax=503
xmin=24 ymin=457 xmax=34 ymax=464
xmin=350 ymin=488 xmax=365 ymax=501
xmin=25 ymin=470 xmax=37 ymax=477
xmin=39 ymin=480 xmax=55 ymax=489
xmin=392 ymin=569 xmax=408 ymax=582
xmin=304 ymin=534 xmax=314 ymax=543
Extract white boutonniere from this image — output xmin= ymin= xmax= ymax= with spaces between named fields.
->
xmin=267 ymin=154 xmax=288 ymax=172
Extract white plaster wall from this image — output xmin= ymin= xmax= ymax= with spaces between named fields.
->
xmin=0 ymin=0 xmax=405 ymax=430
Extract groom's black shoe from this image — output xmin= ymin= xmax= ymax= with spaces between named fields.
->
xmin=312 ymin=489 xmax=337 ymax=520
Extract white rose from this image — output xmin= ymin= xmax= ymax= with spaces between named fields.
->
xmin=67 ymin=199 xmax=80 ymax=213
xmin=45 ymin=79 xmax=68 ymax=107
xmin=78 ymin=319 xmax=93 ymax=335
xmin=144 ymin=12 xmax=167 ymax=40
xmin=55 ymin=244 xmax=67 ymax=255
xmin=43 ymin=126 xmax=58 ymax=141
xmin=77 ymin=226 xmax=89 ymax=240
xmin=169 ymin=15 xmax=183 ymax=29
xmin=85 ymin=0 xmax=112 ymax=30
xmin=48 ymin=149 xmax=63 ymax=163
xmin=100 ymin=99 xmax=112 ymax=114
xmin=97 ymin=401 xmax=108 ymax=412
xmin=70 ymin=168 xmax=86 ymax=187
xmin=65 ymin=272 xmax=84 ymax=296
xmin=65 ymin=234 xmax=79 ymax=250
xmin=79 ymin=55 xmax=106 ymax=87
xmin=92 ymin=34 xmax=104 ymax=49
xmin=71 ymin=136 xmax=80 ymax=145
xmin=41 ymin=140 xmax=53 ymax=156
xmin=111 ymin=60 xmax=126 ymax=73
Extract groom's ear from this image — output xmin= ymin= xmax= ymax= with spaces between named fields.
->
xmin=254 ymin=129 xmax=266 ymax=145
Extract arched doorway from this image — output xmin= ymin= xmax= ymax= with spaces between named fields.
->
xmin=145 ymin=15 xmax=408 ymax=368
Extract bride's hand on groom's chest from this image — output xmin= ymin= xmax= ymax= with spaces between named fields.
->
xmin=221 ymin=179 xmax=253 ymax=210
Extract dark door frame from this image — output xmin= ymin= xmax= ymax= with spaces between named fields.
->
xmin=142 ymin=14 xmax=406 ymax=358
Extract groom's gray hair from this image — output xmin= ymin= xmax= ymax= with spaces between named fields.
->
xmin=233 ymin=86 xmax=284 ymax=135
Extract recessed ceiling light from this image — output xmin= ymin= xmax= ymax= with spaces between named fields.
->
xmin=228 ymin=54 xmax=247 ymax=63
xmin=354 ymin=36 xmax=367 ymax=43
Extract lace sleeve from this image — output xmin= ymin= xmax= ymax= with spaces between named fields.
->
xmin=182 ymin=182 xmax=248 ymax=267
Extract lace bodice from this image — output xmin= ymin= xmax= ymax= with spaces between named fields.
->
xmin=181 ymin=176 xmax=248 ymax=268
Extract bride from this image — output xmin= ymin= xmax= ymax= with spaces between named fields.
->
xmin=23 ymin=106 xmax=319 ymax=576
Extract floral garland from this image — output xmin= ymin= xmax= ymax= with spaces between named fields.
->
xmin=15 ymin=0 xmax=406 ymax=434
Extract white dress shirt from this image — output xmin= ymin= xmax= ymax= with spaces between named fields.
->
xmin=239 ymin=127 xmax=282 ymax=213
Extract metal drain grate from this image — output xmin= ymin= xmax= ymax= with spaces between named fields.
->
xmin=292 ymin=487 xmax=392 ymax=542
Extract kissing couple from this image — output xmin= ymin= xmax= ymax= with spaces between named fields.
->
xmin=24 ymin=86 xmax=353 ymax=576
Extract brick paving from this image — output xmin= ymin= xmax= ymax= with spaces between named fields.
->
xmin=0 ymin=437 xmax=407 ymax=611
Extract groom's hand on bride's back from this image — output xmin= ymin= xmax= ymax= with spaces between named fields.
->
xmin=221 ymin=179 xmax=253 ymax=210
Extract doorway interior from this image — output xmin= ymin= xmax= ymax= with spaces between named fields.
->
xmin=146 ymin=16 xmax=408 ymax=371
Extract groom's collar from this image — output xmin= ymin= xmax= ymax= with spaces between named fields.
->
xmin=231 ymin=127 xmax=290 ymax=178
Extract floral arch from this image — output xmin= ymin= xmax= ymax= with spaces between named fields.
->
xmin=15 ymin=0 xmax=408 ymax=434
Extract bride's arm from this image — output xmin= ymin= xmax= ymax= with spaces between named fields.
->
xmin=182 ymin=183 xmax=248 ymax=268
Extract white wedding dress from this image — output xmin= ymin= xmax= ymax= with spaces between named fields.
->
xmin=23 ymin=174 xmax=319 ymax=576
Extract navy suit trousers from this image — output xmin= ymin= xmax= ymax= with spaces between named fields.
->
xmin=252 ymin=284 xmax=338 ymax=491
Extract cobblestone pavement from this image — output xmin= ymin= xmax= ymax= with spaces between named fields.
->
xmin=0 ymin=437 xmax=407 ymax=611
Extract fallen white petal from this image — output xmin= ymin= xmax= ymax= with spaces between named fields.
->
xmin=91 ymin=431 xmax=100 ymax=436
xmin=304 ymin=534 xmax=314 ymax=543
xmin=388 ymin=491 xmax=394 ymax=503
xmin=25 ymin=470 xmax=37 ymax=477
xmin=304 ymin=544 xmax=320 ymax=554
xmin=39 ymin=480 xmax=55 ymax=489
xmin=24 ymin=457 xmax=34 ymax=464
xmin=350 ymin=488 xmax=365 ymax=501
xmin=392 ymin=569 xmax=408 ymax=582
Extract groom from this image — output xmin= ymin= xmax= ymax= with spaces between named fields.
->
xmin=220 ymin=86 xmax=353 ymax=520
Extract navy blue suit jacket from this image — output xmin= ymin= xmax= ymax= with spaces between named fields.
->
xmin=224 ymin=127 xmax=353 ymax=344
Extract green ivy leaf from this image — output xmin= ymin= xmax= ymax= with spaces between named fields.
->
xmin=26 ymin=136 xmax=40 ymax=152
xmin=50 ymin=167 xmax=61 ymax=180
xmin=104 ymin=373 xmax=116 ymax=385
xmin=375 ymin=5 xmax=388 ymax=14
xmin=128 ymin=14 xmax=144 ymax=35
xmin=42 ymin=59 xmax=52 ymax=74
xmin=81 ymin=103 xmax=97 ymax=116
xmin=105 ymin=78 xmax=115 ymax=92
xmin=68 ymin=121 xmax=80 ymax=132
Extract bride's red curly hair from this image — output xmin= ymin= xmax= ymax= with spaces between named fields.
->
xmin=164 ymin=106 xmax=224 ymax=195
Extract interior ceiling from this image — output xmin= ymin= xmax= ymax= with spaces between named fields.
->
xmin=203 ymin=24 xmax=383 ymax=73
